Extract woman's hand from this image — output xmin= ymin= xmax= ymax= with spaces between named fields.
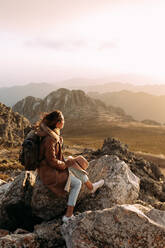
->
xmin=65 ymin=157 xmax=74 ymax=167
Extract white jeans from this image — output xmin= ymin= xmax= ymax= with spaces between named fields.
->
xmin=67 ymin=168 xmax=89 ymax=206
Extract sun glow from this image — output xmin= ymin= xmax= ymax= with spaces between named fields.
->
xmin=1 ymin=0 xmax=165 ymax=85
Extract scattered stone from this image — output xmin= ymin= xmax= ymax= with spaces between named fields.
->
xmin=0 ymin=233 xmax=40 ymax=248
xmin=0 ymin=229 xmax=9 ymax=238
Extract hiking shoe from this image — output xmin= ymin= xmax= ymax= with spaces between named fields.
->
xmin=91 ymin=179 xmax=104 ymax=193
xmin=62 ymin=215 xmax=75 ymax=223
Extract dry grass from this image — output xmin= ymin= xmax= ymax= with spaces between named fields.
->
xmin=0 ymin=173 xmax=11 ymax=181
xmin=63 ymin=122 xmax=165 ymax=155
xmin=0 ymin=121 xmax=165 ymax=178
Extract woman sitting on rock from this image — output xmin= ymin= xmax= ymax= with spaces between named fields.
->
xmin=35 ymin=110 xmax=104 ymax=222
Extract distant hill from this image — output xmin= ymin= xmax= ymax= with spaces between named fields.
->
xmin=86 ymin=82 xmax=165 ymax=95
xmin=12 ymin=88 xmax=134 ymax=134
xmin=0 ymin=83 xmax=57 ymax=107
xmin=0 ymin=102 xmax=30 ymax=147
xmin=88 ymin=90 xmax=165 ymax=123
xmin=2 ymin=79 xmax=165 ymax=107
xmin=0 ymin=79 xmax=108 ymax=107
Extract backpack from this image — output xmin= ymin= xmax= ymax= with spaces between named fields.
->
xmin=19 ymin=130 xmax=42 ymax=170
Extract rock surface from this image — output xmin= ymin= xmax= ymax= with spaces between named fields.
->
xmin=77 ymin=155 xmax=140 ymax=212
xmin=0 ymin=182 xmax=12 ymax=197
xmin=0 ymin=102 xmax=30 ymax=147
xmin=0 ymin=171 xmax=40 ymax=231
xmin=0 ymin=233 xmax=39 ymax=248
xmin=0 ymin=137 xmax=165 ymax=247
xmin=31 ymin=175 xmax=68 ymax=220
xmin=34 ymin=219 xmax=66 ymax=248
xmin=61 ymin=204 xmax=165 ymax=248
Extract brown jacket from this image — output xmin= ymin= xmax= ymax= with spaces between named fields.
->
xmin=38 ymin=135 xmax=69 ymax=196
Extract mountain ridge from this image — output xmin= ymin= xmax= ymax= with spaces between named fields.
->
xmin=2 ymin=79 xmax=165 ymax=106
xmin=12 ymin=88 xmax=133 ymax=130
xmin=88 ymin=90 xmax=165 ymax=123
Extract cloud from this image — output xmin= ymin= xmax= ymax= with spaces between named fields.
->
xmin=25 ymin=39 xmax=88 ymax=51
xmin=25 ymin=38 xmax=118 ymax=52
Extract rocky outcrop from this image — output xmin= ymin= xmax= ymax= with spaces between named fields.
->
xmin=91 ymin=137 xmax=165 ymax=210
xmin=141 ymin=119 xmax=161 ymax=126
xmin=0 ymin=137 xmax=165 ymax=247
xmin=0 ymin=155 xmax=140 ymax=228
xmin=0 ymin=102 xmax=30 ymax=147
xmin=61 ymin=204 xmax=165 ymax=248
xmin=13 ymin=88 xmax=134 ymax=124
xmin=12 ymin=96 xmax=42 ymax=123
xmin=77 ymin=155 xmax=140 ymax=212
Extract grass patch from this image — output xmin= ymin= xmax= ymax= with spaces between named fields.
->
xmin=63 ymin=123 xmax=165 ymax=155
xmin=0 ymin=160 xmax=23 ymax=171
xmin=0 ymin=173 xmax=11 ymax=181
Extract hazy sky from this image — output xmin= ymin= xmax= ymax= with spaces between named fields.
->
xmin=1 ymin=0 xmax=165 ymax=86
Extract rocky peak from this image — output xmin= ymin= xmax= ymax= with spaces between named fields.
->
xmin=13 ymin=88 xmax=133 ymax=124
xmin=0 ymin=102 xmax=30 ymax=147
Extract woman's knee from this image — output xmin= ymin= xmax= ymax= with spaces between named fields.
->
xmin=82 ymin=175 xmax=89 ymax=183
xmin=75 ymin=178 xmax=82 ymax=190
xmin=71 ymin=175 xmax=82 ymax=189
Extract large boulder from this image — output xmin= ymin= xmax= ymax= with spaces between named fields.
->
xmin=61 ymin=204 xmax=165 ymax=248
xmin=0 ymin=155 xmax=140 ymax=231
xmin=0 ymin=171 xmax=38 ymax=231
xmin=91 ymin=137 xmax=165 ymax=210
xmin=31 ymin=175 xmax=68 ymax=220
xmin=77 ymin=155 xmax=140 ymax=212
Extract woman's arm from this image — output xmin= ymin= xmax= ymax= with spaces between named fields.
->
xmin=44 ymin=136 xmax=66 ymax=170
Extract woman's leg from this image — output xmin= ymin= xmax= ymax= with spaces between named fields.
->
xmin=85 ymin=180 xmax=93 ymax=190
xmin=74 ymin=170 xmax=104 ymax=193
xmin=65 ymin=205 xmax=74 ymax=217
xmin=69 ymin=168 xmax=104 ymax=192
xmin=65 ymin=174 xmax=82 ymax=217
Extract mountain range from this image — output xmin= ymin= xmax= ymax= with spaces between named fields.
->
xmin=88 ymin=90 xmax=165 ymax=123
xmin=12 ymin=88 xmax=133 ymax=135
xmin=2 ymin=79 xmax=165 ymax=107
xmin=86 ymin=82 xmax=165 ymax=95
